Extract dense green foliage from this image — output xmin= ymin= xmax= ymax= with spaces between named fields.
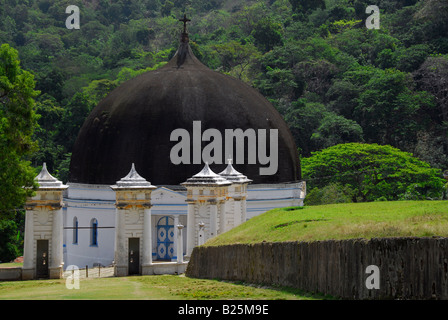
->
xmin=0 ymin=43 xmax=39 ymax=262
xmin=0 ymin=0 xmax=447 ymax=175
xmin=302 ymin=143 xmax=446 ymax=203
xmin=1 ymin=0 xmax=448 ymax=260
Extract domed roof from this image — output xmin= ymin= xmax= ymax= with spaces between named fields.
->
xmin=69 ymin=31 xmax=300 ymax=186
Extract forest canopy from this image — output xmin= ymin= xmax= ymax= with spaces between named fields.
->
xmin=1 ymin=0 xmax=447 ymax=177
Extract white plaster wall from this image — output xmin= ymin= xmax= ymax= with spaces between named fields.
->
xmin=63 ymin=203 xmax=115 ymax=269
xmin=246 ymin=182 xmax=305 ymax=219
xmin=67 ymin=183 xmax=115 ymax=201
xmin=63 ymin=182 xmax=305 ymax=267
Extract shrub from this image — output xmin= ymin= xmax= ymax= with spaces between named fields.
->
xmin=302 ymin=143 xmax=446 ymax=202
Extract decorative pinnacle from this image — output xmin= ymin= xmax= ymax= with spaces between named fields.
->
xmin=219 ymin=159 xmax=253 ymax=185
xmin=113 ymin=163 xmax=156 ymax=189
xmin=181 ymin=162 xmax=231 ymax=186
xmin=35 ymin=162 xmax=66 ymax=188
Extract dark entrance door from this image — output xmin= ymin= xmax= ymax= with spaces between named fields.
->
xmin=128 ymin=238 xmax=140 ymax=275
xmin=36 ymin=240 xmax=49 ymax=278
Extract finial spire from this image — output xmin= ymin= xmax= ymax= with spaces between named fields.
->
xmin=35 ymin=162 xmax=66 ymax=188
xmin=219 ymin=159 xmax=252 ymax=184
xmin=112 ymin=163 xmax=156 ymax=188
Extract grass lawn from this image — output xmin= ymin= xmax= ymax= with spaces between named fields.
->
xmin=2 ymin=200 xmax=446 ymax=300
xmin=0 ymin=275 xmax=328 ymax=300
xmin=0 ymin=262 xmax=22 ymax=268
xmin=205 ymin=200 xmax=448 ymax=246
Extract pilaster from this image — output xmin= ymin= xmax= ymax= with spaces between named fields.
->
xmin=23 ymin=163 xmax=68 ymax=280
xmin=110 ymin=164 xmax=156 ymax=276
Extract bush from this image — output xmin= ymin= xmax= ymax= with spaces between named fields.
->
xmin=302 ymin=143 xmax=446 ymax=202
xmin=0 ymin=219 xmax=20 ymax=263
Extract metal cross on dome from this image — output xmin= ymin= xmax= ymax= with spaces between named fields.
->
xmin=179 ymin=14 xmax=191 ymax=33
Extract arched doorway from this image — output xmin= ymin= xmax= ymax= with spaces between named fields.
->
xmin=156 ymin=216 xmax=175 ymax=261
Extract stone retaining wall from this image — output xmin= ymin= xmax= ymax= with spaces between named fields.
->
xmin=0 ymin=268 xmax=22 ymax=281
xmin=186 ymin=237 xmax=448 ymax=299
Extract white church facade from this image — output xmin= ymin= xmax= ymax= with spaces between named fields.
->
xmin=63 ymin=162 xmax=305 ymax=271
xmin=23 ymin=161 xmax=305 ymax=279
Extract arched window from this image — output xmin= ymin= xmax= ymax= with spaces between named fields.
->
xmin=73 ymin=217 xmax=78 ymax=244
xmin=91 ymin=218 xmax=98 ymax=246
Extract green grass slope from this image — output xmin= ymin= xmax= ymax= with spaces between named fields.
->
xmin=205 ymin=201 xmax=448 ymax=246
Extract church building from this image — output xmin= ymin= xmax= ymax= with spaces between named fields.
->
xmin=22 ymin=18 xmax=305 ymax=279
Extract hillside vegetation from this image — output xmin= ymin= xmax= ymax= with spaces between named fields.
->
xmin=205 ymin=201 xmax=448 ymax=246
xmin=1 ymin=0 xmax=448 ymax=179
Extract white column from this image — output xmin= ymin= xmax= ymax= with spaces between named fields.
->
xmin=172 ymin=215 xmax=179 ymax=261
xmin=22 ymin=210 xmax=34 ymax=270
xmin=198 ymin=222 xmax=205 ymax=246
xmin=210 ymin=203 xmax=218 ymax=239
xmin=186 ymin=202 xmax=196 ymax=256
xmin=218 ymin=201 xmax=226 ymax=235
xmin=241 ymin=198 xmax=247 ymax=223
xmin=114 ymin=208 xmax=127 ymax=276
xmin=233 ymin=200 xmax=242 ymax=228
xmin=51 ymin=208 xmax=64 ymax=273
xmin=176 ymin=225 xmax=184 ymax=263
xmin=142 ymin=207 xmax=152 ymax=266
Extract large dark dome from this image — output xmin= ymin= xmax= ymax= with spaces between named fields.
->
xmin=69 ymin=37 xmax=301 ymax=186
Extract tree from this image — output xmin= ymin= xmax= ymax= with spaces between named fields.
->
xmin=82 ymin=79 xmax=118 ymax=106
xmin=251 ymin=18 xmax=283 ymax=52
xmin=31 ymin=95 xmax=65 ymax=173
xmin=161 ymin=0 xmax=174 ymax=17
xmin=58 ymin=92 xmax=95 ymax=152
xmin=302 ymin=143 xmax=446 ymax=202
xmin=414 ymin=55 xmax=448 ymax=125
xmin=0 ymin=44 xmax=39 ymax=217
xmin=212 ymin=41 xmax=260 ymax=81
xmin=414 ymin=0 xmax=448 ymax=24
xmin=311 ymin=113 xmax=364 ymax=149
xmin=0 ymin=44 xmax=39 ymax=261
xmin=288 ymin=0 xmax=325 ymax=14
xmin=0 ymin=218 xmax=22 ymax=263
xmin=283 ymin=99 xmax=327 ymax=157
xmin=335 ymin=66 xmax=434 ymax=150
xmin=293 ymin=59 xmax=338 ymax=99
xmin=395 ymin=44 xmax=430 ymax=72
